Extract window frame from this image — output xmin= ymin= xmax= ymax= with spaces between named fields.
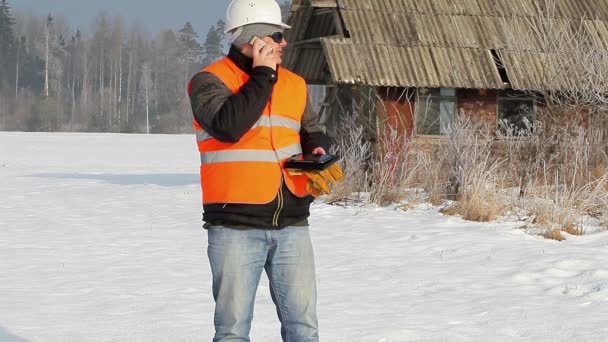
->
xmin=496 ymin=90 xmax=537 ymax=136
xmin=415 ymin=87 xmax=458 ymax=136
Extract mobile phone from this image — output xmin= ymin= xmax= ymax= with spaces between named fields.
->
xmin=249 ymin=36 xmax=274 ymax=54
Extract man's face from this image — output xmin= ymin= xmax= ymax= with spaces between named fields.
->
xmin=260 ymin=33 xmax=288 ymax=65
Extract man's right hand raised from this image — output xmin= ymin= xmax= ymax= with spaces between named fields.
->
xmin=252 ymin=39 xmax=278 ymax=70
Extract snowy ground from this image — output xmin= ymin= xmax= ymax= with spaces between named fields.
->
xmin=1 ymin=132 xmax=607 ymax=342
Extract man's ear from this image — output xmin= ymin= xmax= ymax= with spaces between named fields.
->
xmin=238 ymin=43 xmax=254 ymax=58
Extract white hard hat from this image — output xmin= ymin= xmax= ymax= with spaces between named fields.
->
xmin=224 ymin=0 xmax=291 ymax=34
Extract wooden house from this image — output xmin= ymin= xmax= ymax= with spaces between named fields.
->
xmin=283 ymin=0 xmax=608 ymax=141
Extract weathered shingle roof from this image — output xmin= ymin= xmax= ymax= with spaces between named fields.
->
xmin=321 ymin=39 xmax=504 ymax=88
xmin=337 ymin=0 xmax=608 ymax=19
xmin=284 ymin=0 xmax=608 ymax=89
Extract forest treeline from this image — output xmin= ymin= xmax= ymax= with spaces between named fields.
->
xmin=0 ymin=0 xmax=243 ymax=133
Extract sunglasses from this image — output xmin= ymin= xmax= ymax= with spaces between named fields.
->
xmin=267 ymin=32 xmax=285 ymax=44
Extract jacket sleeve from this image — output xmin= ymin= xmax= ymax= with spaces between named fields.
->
xmin=300 ymin=97 xmax=332 ymax=154
xmin=189 ymin=66 xmax=277 ymax=143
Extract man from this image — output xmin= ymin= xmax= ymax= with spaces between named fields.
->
xmin=187 ymin=0 xmax=337 ymax=340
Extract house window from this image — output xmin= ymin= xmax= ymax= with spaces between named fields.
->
xmin=497 ymin=90 xmax=535 ymax=135
xmin=415 ymin=88 xmax=457 ymax=135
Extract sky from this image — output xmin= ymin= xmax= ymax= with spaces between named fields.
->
xmin=13 ymin=0 xmax=226 ymax=35
xmin=1 ymin=131 xmax=608 ymax=341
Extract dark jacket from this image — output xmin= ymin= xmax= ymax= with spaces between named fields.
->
xmin=189 ymin=46 xmax=331 ymax=229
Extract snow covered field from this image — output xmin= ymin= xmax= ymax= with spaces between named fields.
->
xmin=1 ymin=132 xmax=607 ymax=342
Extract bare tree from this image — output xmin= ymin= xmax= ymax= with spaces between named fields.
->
xmin=500 ymin=0 xmax=608 ymax=122
xmin=43 ymin=13 xmax=52 ymax=97
xmin=81 ymin=37 xmax=89 ymax=117
xmin=3 ymin=8 xmax=206 ymax=133
xmin=0 ymin=93 xmax=4 ymax=129
xmin=15 ymin=35 xmax=21 ymax=100
xmin=141 ymin=62 xmax=151 ymax=134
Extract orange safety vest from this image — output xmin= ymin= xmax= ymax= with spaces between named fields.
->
xmin=190 ymin=57 xmax=311 ymax=204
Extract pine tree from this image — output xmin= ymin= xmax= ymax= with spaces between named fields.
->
xmin=15 ymin=35 xmax=43 ymax=92
xmin=0 ymin=0 xmax=16 ymax=88
xmin=214 ymin=19 xmax=226 ymax=53
xmin=178 ymin=21 xmax=203 ymax=74
xmin=202 ymin=19 xmax=226 ymax=66
xmin=178 ymin=22 xmax=201 ymax=53
xmin=0 ymin=0 xmax=15 ymax=53
xmin=214 ymin=19 xmax=225 ymax=36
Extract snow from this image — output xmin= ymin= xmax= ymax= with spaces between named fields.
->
xmin=1 ymin=132 xmax=607 ymax=342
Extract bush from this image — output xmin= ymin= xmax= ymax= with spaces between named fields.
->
xmin=327 ymin=119 xmax=371 ymax=205
xmin=324 ymin=86 xmax=608 ymax=240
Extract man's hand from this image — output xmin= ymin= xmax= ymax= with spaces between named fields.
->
xmin=252 ymin=39 xmax=279 ymax=70
xmin=311 ymin=147 xmax=326 ymax=155
xmin=287 ymin=160 xmax=344 ymax=197
xmin=303 ymin=163 xmax=344 ymax=196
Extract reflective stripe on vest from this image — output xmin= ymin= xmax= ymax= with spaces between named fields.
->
xmin=200 ymin=143 xmax=302 ymax=164
xmin=195 ymin=115 xmax=301 ymax=142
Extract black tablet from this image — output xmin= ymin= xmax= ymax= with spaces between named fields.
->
xmin=284 ymin=153 xmax=339 ymax=171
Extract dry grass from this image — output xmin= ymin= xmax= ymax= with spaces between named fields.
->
xmin=601 ymin=213 xmax=608 ymax=230
xmin=326 ymin=89 xmax=418 ymax=207
xmin=524 ymin=170 xmax=608 ymax=234
xmin=531 ymin=211 xmax=551 ymax=226
xmin=327 ymin=119 xmax=372 ymax=204
xmin=543 ymin=229 xmax=566 ymax=241
xmin=369 ymin=123 xmax=418 ymax=206
xmin=497 ymin=109 xmax=608 ymax=236
xmin=434 ymin=114 xmax=510 ymax=221
xmin=415 ymin=151 xmax=448 ymax=205
xmin=425 ymin=114 xmax=606 ymax=231
xmin=441 ymin=193 xmax=505 ymax=222
xmin=323 ymin=84 xmax=607 ymax=238
xmin=562 ymin=222 xmax=584 ymax=236
xmin=541 ymin=222 xmax=582 ymax=242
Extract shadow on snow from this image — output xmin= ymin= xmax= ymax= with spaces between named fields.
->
xmin=0 ymin=325 xmax=31 ymax=342
xmin=30 ymin=173 xmax=199 ymax=187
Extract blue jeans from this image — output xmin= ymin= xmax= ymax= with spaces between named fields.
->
xmin=207 ymin=225 xmax=319 ymax=342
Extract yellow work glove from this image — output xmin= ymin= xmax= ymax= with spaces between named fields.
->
xmin=288 ymin=162 xmax=344 ymax=197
